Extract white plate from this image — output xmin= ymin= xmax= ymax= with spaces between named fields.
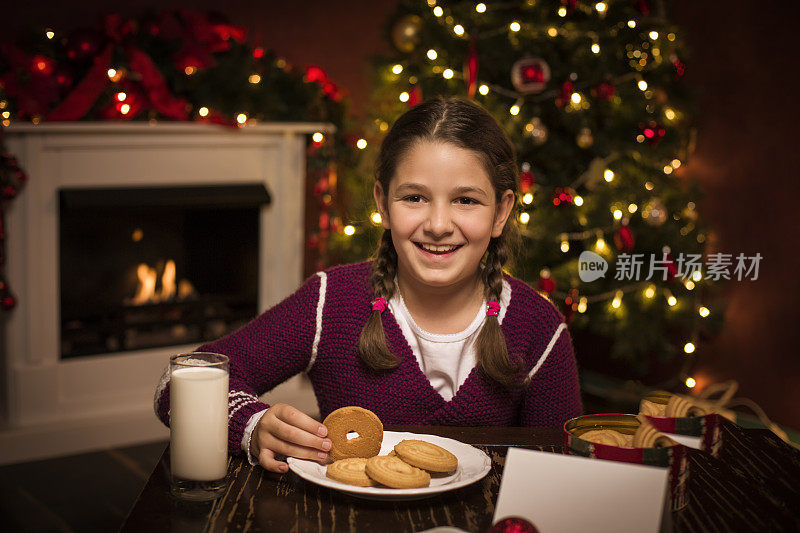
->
xmin=287 ymin=431 xmax=491 ymax=501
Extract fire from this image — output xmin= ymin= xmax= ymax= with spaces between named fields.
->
xmin=130 ymin=259 xmax=192 ymax=305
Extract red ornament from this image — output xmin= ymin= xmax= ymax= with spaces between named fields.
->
xmin=556 ymin=80 xmax=574 ymax=108
xmin=253 ymin=47 xmax=265 ymax=59
xmin=66 ymin=29 xmax=105 ymax=61
xmin=592 ymin=79 xmax=615 ymax=101
xmin=1 ymin=295 xmax=16 ymax=311
xmin=614 ymin=225 xmax=635 ymax=252
xmin=639 ymin=120 xmax=666 ymax=145
xmin=672 ymin=57 xmax=686 ymax=80
xmin=305 ymin=65 xmax=328 ymax=84
xmin=408 ymin=85 xmax=423 ymax=107
xmin=464 ymin=37 xmax=479 ymax=98
xmin=552 ymin=187 xmax=576 ymax=207
xmin=537 ymin=270 xmax=556 ymax=295
xmin=511 ymin=57 xmax=551 ymax=94
xmin=489 ymin=516 xmax=540 ymax=533
xmin=520 ymin=170 xmax=535 ymax=193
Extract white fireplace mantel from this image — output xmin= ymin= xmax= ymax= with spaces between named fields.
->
xmin=0 ymin=122 xmax=330 ymax=464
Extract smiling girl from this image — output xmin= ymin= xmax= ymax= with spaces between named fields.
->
xmin=154 ymin=98 xmax=582 ymax=473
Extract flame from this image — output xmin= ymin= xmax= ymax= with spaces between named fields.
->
xmin=129 ymin=259 xmax=192 ymax=305
xmin=132 ymin=263 xmax=157 ymax=305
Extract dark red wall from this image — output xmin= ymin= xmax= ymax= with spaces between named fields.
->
xmin=8 ymin=0 xmax=800 ymax=428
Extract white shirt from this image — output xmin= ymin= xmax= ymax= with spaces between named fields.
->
xmin=242 ymin=278 xmax=511 ymax=461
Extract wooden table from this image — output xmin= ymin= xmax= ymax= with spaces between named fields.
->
xmin=122 ymin=425 xmax=799 ymax=532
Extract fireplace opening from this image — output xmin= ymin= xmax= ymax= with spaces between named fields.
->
xmin=59 ymin=185 xmax=270 ymax=359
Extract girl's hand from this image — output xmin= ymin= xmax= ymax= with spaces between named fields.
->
xmin=250 ymin=403 xmax=332 ymax=473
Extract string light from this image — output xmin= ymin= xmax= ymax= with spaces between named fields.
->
xmin=684 ymin=280 xmax=695 ymax=290
xmin=611 ymin=291 xmax=623 ymax=309
xmin=343 ymin=225 xmax=356 ymax=236
xmin=116 ymin=92 xmax=127 ymax=102
xmin=522 ymin=193 xmax=534 ymax=204
xmin=427 ymin=49 xmax=438 ymax=60
xmin=249 ymin=74 xmax=261 ymax=84
xmin=595 ymin=236 xmax=607 ymax=251
xmin=668 ymin=32 xmax=677 ymax=41
xmin=595 ymin=2 xmax=607 ymax=13
xmin=627 ymin=20 xmax=637 ymax=28
xmin=45 ymin=29 xmax=55 ymax=39
xmin=547 ymin=27 xmax=558 ymax=37
xmin=685 ymin=377 xmax=696 ymax=388
xmin=699 ymin=306 xmax=710 ymax=317
xmin=557 ymin=6 xmax=567 ymax=17
xmin=476 ymin=3 xmax=487 ymax=13
xmin=644 ymin=284 xmax=656 ymax=298
xmin=392 ymin=64 xmax=403 ymax=74
xmin=370 ymin=212 xmax=382 ymax=225
xmin=665 ymin=108 xmax=676 ymax=120
xmin=236 ymin=113 xmax=248 ymax=125
xmin=591 ymin=43 xmax=600 ymax=54
xmin=684 ymin=342 xmax=695 ymax=354
xmin=666 ymin=291 xmax=677 ymax=306
xmin=453 ymin=24 xmax=465 ymax=36
xmin=613 ymin=209 xmax=623 ymax=220
xmin=510 ymin=21 xmax=521 ymax=32
xmin=198 ymin=107 xmax=209 ymax=117
xmin=638 ymin=80 xmax=648 ymax=91
xmin=577 ymin=297 xmax=588 ymax=313
xmin=478 ymin=84 xmax=489 ymax=95
xmin=312 ymin=132 xmax=324 ymax=143
xmin=433 ymin=6 xmax=444 ymax=17
xmin=560 ymin=237 xmax=569 ymax=252
xmin=519 ymin=212 xmax=530 ymax=224
xmin=604 ymin=169 xmax=615 ymax=182
xmin=628 ymin=203 xmax=638 ymax=213
xmin=120 ymin=104 xmax=131 ymax=115
xmin=574 ymin=195 xmax=584 ymax=206
xmin=671 ymin=159 xmax=682 ymax=168
xmin=510 ymin=104 xmax=520 ymax=115
xmin=664 ymin=165 xmax=674 ymax=174
xmin=443 ymin=68 xmax=454 ymax=79
xmin=571 ymin=92 xmax=582 ymax=104
xmin=692 ymin=270 xmax=703 ymax=282
xmin=184 ymin=66 xmax=196 ymax=75
xmin=399 ymin=91 xmax=410 ymax=102
xmin=356 ymin=138 xmax=368 ymax=149
xmin=649 ymin=31 xmax=659 ymax=40
xmin=645 ymin=181 xmax=654 ymax=190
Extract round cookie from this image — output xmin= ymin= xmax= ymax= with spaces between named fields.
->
xmin=365 ymin=455 xmax=430 ymax=489
xmin=580 ymin=429 xmax=629 ymax=447
xmin=326 ymin=458 xmax=376 ymax=487
xmin=322 ymin=406 xmax=383 ymax=461
xmin=394 ymin=440 xmax=458 ymax=472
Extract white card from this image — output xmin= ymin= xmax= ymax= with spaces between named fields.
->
xmin=493 ymin=448 xmax=671 ymax=533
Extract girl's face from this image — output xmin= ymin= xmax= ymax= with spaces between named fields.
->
xmin=374 ymin=141 xmax=515 ymax=292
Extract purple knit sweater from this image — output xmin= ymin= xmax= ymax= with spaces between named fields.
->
xmin=155 ymin=261 xmax=582 ymax=455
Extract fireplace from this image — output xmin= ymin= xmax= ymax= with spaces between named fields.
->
xmin=1 ymin=123 xmax=328 ymax=463
xmin=59 ymin=185 xmax=268 ymax=358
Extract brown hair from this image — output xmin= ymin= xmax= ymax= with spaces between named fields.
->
xmin=358 ymin=98 xmax=526 ymax=388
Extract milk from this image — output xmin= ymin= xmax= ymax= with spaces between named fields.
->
xmin=170 ymin=366 xmax=229 ymax=481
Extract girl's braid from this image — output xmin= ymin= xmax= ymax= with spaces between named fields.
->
xmin=371 ymin=230 xmax=398 ymax=300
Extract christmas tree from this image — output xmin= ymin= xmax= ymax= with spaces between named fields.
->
xmin=333 ymin=0 xmax=722 ymax=387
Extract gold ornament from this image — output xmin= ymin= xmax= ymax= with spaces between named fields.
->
xmin=392 ymin=15 xmax=423 ymax=53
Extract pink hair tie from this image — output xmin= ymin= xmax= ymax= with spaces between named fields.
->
xmin=371 ymin=297 xmax=388 ymax=313
xmin=486 ymin=300 xmax=500 ymax=317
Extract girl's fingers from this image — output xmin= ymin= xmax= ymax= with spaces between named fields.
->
xmin=274 ymin=404 xmax=328 ymax=438
xmin=258 ymin=448 xmax=288 ymax=474
xmin=271 ymin=417 xmax=332 ymax=452
xmin=264 ymin=433 xmax=329 ymax=463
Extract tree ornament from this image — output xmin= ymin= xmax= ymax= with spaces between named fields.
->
xmin=639 ymin=121 xmax=666 ymax=145
xmin=511 ymin=57 xmax=550 ymax=94
xmin=576 ymin=127 xmax=594 ymax=149
xmin=556 ymin=80 xmax=574 ymax=108
xmin=408 ymin=84 xmax=423 ymax=107
xmin=1 ymin=294 xmax=15 ymax=311
xmin=642 ymin=198 xmax=668 ymax=226
xmin=464 ymin=38 xmax=479 ymax=98
xmin=635 ymin=0 xmax=651 ymax=15
xmin=391 ymin=15 xmax=423 ymax=53
xmin=489 ymin=516 xmax=540 ymax=533
xmin=552 ymin=187 xmax=576 ymax=207
xmin=560 ymin=0 xmax=578 ymax=13
xmin=614 ymin=224 xmax=635 ymax=252
xmin=525 ymin=117 xmax=548 ymax=145
xmin=672 ymin=57 xmax=686 ymax=80
xmin=537 ymin=268 xmax=556 ymax=295
xmin=520 ymin=163 xmax=535 ymax=193
xmin=563 ymin=288 xmax=579 ymax=324
xmin=592 ymin=79 xmax=615 ymax=101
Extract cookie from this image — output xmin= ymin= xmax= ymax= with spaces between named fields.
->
xmin=580 ymin=429 xmax=630 ymax=447
xmin=394 ymin=440 xmax=458 ymax=472
xmin=639 ymin=399 xmax=667 ymax=417
xmin=325 ymin=458 xmax=376 ymax=487
xmin=365 ymin=455 xmax=430 ymax=489
xmin=322 ymin=406 xmax=383 ymax=461
xmin=664 ymin=395 xmax=706 ymax=417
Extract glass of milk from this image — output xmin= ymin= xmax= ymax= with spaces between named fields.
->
xmin=169 ymin=352 xmax=229 ymax=501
